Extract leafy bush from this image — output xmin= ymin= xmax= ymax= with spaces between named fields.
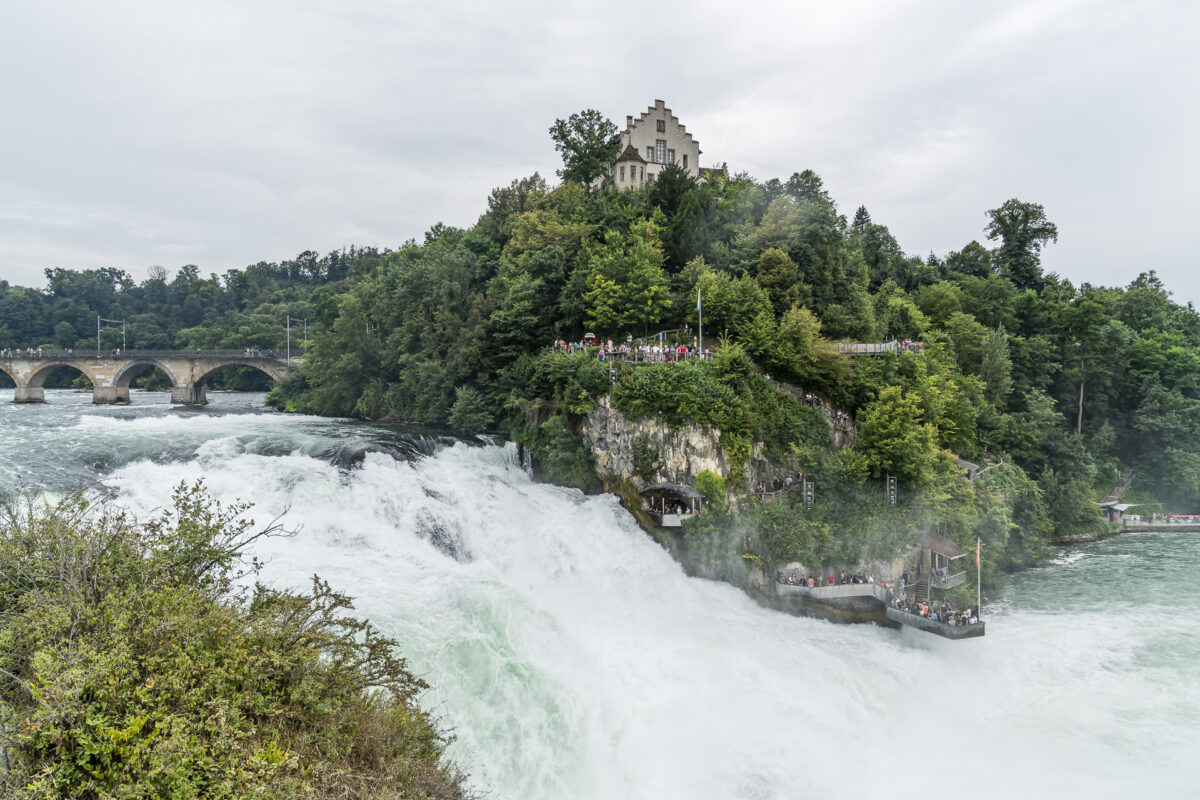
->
xmin=449 ymin=385 xmax=494 ymax=431
xmin=631 ymin=435 xmax=661 ymax=483
xmin=0 ymin=484 xmax=469 ymax=800
xmin=516 ymin=415 xmax=601 ymax=492
xmin=694 ymin=470 xmax=727 ymax=513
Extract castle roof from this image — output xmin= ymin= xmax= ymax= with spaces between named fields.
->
xmin=614 ymin=144 xmax=647 ymax=164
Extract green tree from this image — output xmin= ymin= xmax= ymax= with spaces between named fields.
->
xmin=856 ymin=385 xmax=940 ymax=484
xmin=549 ymin=109 xmax=621 ymax=185
xmin=985 ymin=199 xmax=1058 ymax=290
xmin=980 ymin=327 xmax=1014 ymax=405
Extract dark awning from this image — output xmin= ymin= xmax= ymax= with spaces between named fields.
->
xmin=640 ymin=483 xmax=703 ymax=499
xmin=915 ymin=530 xmax=968 ymax=559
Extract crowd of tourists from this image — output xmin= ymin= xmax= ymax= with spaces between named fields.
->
xmin=756 ymin=475 xmax=805 ymax=499
xmin=774 ymin=566 xmax=981 ymax=626
xmin=892 ymin=595 xmax=979 ymax=626
xmin=0 ymin=347 xmax=85 ymax=358
xmin=1 ymin=347 xmax=46 ymax=358
xmin=897 ymin=339 xmax=922 ymax=352
xmin=776 ymin=571 xmax=883 ymax=589
xmin=552 ymin=335 xmax=711 ymax=363
xmin=241 ymin=348 xmax=278 ymax=358
xmin=644 ymin=496 xmax=696 ymax=517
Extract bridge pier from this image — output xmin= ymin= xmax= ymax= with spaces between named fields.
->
xmin=92 ymin=386 xmax=130 ymax=404
xmin=171 ymin=385 xmax=207 ymax=405
xmin=13 ymin=387 xmax=44 ymax=403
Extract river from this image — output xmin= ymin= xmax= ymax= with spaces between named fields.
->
xmin=2 ymin=391 xmax=1196 ymax=798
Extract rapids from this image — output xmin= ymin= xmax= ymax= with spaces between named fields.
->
xmin=2 ymin=391 xmax=1196 ymax=798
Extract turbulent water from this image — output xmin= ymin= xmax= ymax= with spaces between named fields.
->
xmin=2 ymin=391 xmax=1196 ymax=798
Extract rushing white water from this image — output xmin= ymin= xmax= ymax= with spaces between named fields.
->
xmin=3 ymin=392 xmax=1197 ymax=798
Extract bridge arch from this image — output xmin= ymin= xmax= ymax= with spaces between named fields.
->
xmin=0 ymin=362 xmax=15 ymax=387
xmin=26 ymin=361 xmax=99 ymax=389
xmin=193 ymin=359 xmax=289 ymax=387
xmin=113 ymin=359 xmax=181 ymax=390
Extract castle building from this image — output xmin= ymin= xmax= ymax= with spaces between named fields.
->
xmin=612 ymin=99 xmax=702 ymax=189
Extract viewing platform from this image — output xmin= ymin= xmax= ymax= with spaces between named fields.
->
xmin=885 ymin=606 xmax=985 ymax=639
xmin=776 ymin=581 xmax=892 ymax=604
xmin=770 ymin=526 xmax=985 ymax=639
xmin=828 ymin=340 xmax=922 ymax=356
xmin=641 ymin=483 xmax=703 ymax=528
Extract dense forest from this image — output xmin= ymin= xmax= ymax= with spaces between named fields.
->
xmin=0 ymin=249 xmax=378 ymax=387
xmin=6 ymin=108 xmax=1200 ymax=584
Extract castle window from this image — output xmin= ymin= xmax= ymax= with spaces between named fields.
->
xmin=656 ymin=119 xmax=665 ymax=132
xmin=646 ymin=146 xmax=654 ymax=162
xmin=655 ymin=140 xmax=666 ymax=164
xmin=620 ymin=166 xmax=626 ymax=181
xmin=683 ymin=154 xmax=688 ymax=169
xmin=668 ymin=148 xmax=675 ymax=164
xmin=640 ymin=167 xmax=644 ymax=182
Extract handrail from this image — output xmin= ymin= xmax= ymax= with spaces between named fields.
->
xmin=929 ymin=571 xmax=967 ymax=590
xmin=827 ymin=340 xmax=923 ymax=356
xmin=0 ymin=349 xmax=292 ymax=362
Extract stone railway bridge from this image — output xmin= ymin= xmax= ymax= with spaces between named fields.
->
xmin=0 ymin=351 xmax=295 ymax=405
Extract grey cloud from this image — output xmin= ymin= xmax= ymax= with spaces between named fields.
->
xmin=0 ymin=0 xmax=1196 ymax=304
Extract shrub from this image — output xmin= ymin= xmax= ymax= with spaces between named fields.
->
xmin=0 ymin=484 xmax=469 ymax=800
xmin=449 ymin=385 xmax=494 ymax=431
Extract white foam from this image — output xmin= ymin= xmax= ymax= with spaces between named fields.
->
xmin=102 ymin=438 xmax=1198 ymax=799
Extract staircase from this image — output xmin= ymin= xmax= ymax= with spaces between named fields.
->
xmin=913 ymin=576 xmax=930 ymax=604
xmin=1102 ymin=467 xmax=1136 ymax=504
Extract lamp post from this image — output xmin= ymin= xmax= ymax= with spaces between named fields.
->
xmin=96 ymin=315 xmax=126 ymax=356
xmin=286 ymin=316 xmax=307 ymax=365
xmin=1075 ymin=341 xmax=1084 ymax=435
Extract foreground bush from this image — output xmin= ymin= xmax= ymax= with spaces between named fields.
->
xmin=0 ymin=483 xmax=469 ymax=799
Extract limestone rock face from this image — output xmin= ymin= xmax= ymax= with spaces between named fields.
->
xmin=581 ymin=396 xmax=728 ymax=488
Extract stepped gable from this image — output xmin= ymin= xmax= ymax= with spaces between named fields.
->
xmin=630 ymin=99 xmax=701 ymax=154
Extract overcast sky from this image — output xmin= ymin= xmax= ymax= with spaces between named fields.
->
xmin=2 ymin=0 xmax=1197 ymax=303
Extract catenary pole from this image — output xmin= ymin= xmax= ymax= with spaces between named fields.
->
xmin=977 ymin=537 xmax=982 ymax=618
xmin=697 ymin=289 xmax=702 ymax=357
xmin=286 ymin=316 xmax=291 ymax=365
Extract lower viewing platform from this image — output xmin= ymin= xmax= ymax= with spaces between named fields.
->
xmin=772 ymin=572 xmax=985 ymax=640
xmin=885 ymin=606 xmax=985 ymax=639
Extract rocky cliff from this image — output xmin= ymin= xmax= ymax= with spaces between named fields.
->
xmin=580 ymin=394 xmax=850 ymax=492
xmin=581 ymin=396 xmax=729 ymax=488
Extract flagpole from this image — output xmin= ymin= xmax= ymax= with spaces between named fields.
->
xmin=697 ymin=289 xmax=703 ymax=358
xmin=977 ymin=537 xmax=982 ymax=618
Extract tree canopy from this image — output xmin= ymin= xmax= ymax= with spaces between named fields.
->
xmin=548 ymin=108 xmax=621 ymax=185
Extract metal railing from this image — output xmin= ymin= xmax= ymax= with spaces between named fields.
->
xmin=776 ymin=581 xmax=893 ymax=603
xmin=0 ymin=349 xmax=292 ymax=362
xmin=929 ymin=571 xmax=967 ymax=590
xmin=600 ymin=349 xmax=711 ymax=363
xmin=827 ymin=341 xmax=923 ymax=356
